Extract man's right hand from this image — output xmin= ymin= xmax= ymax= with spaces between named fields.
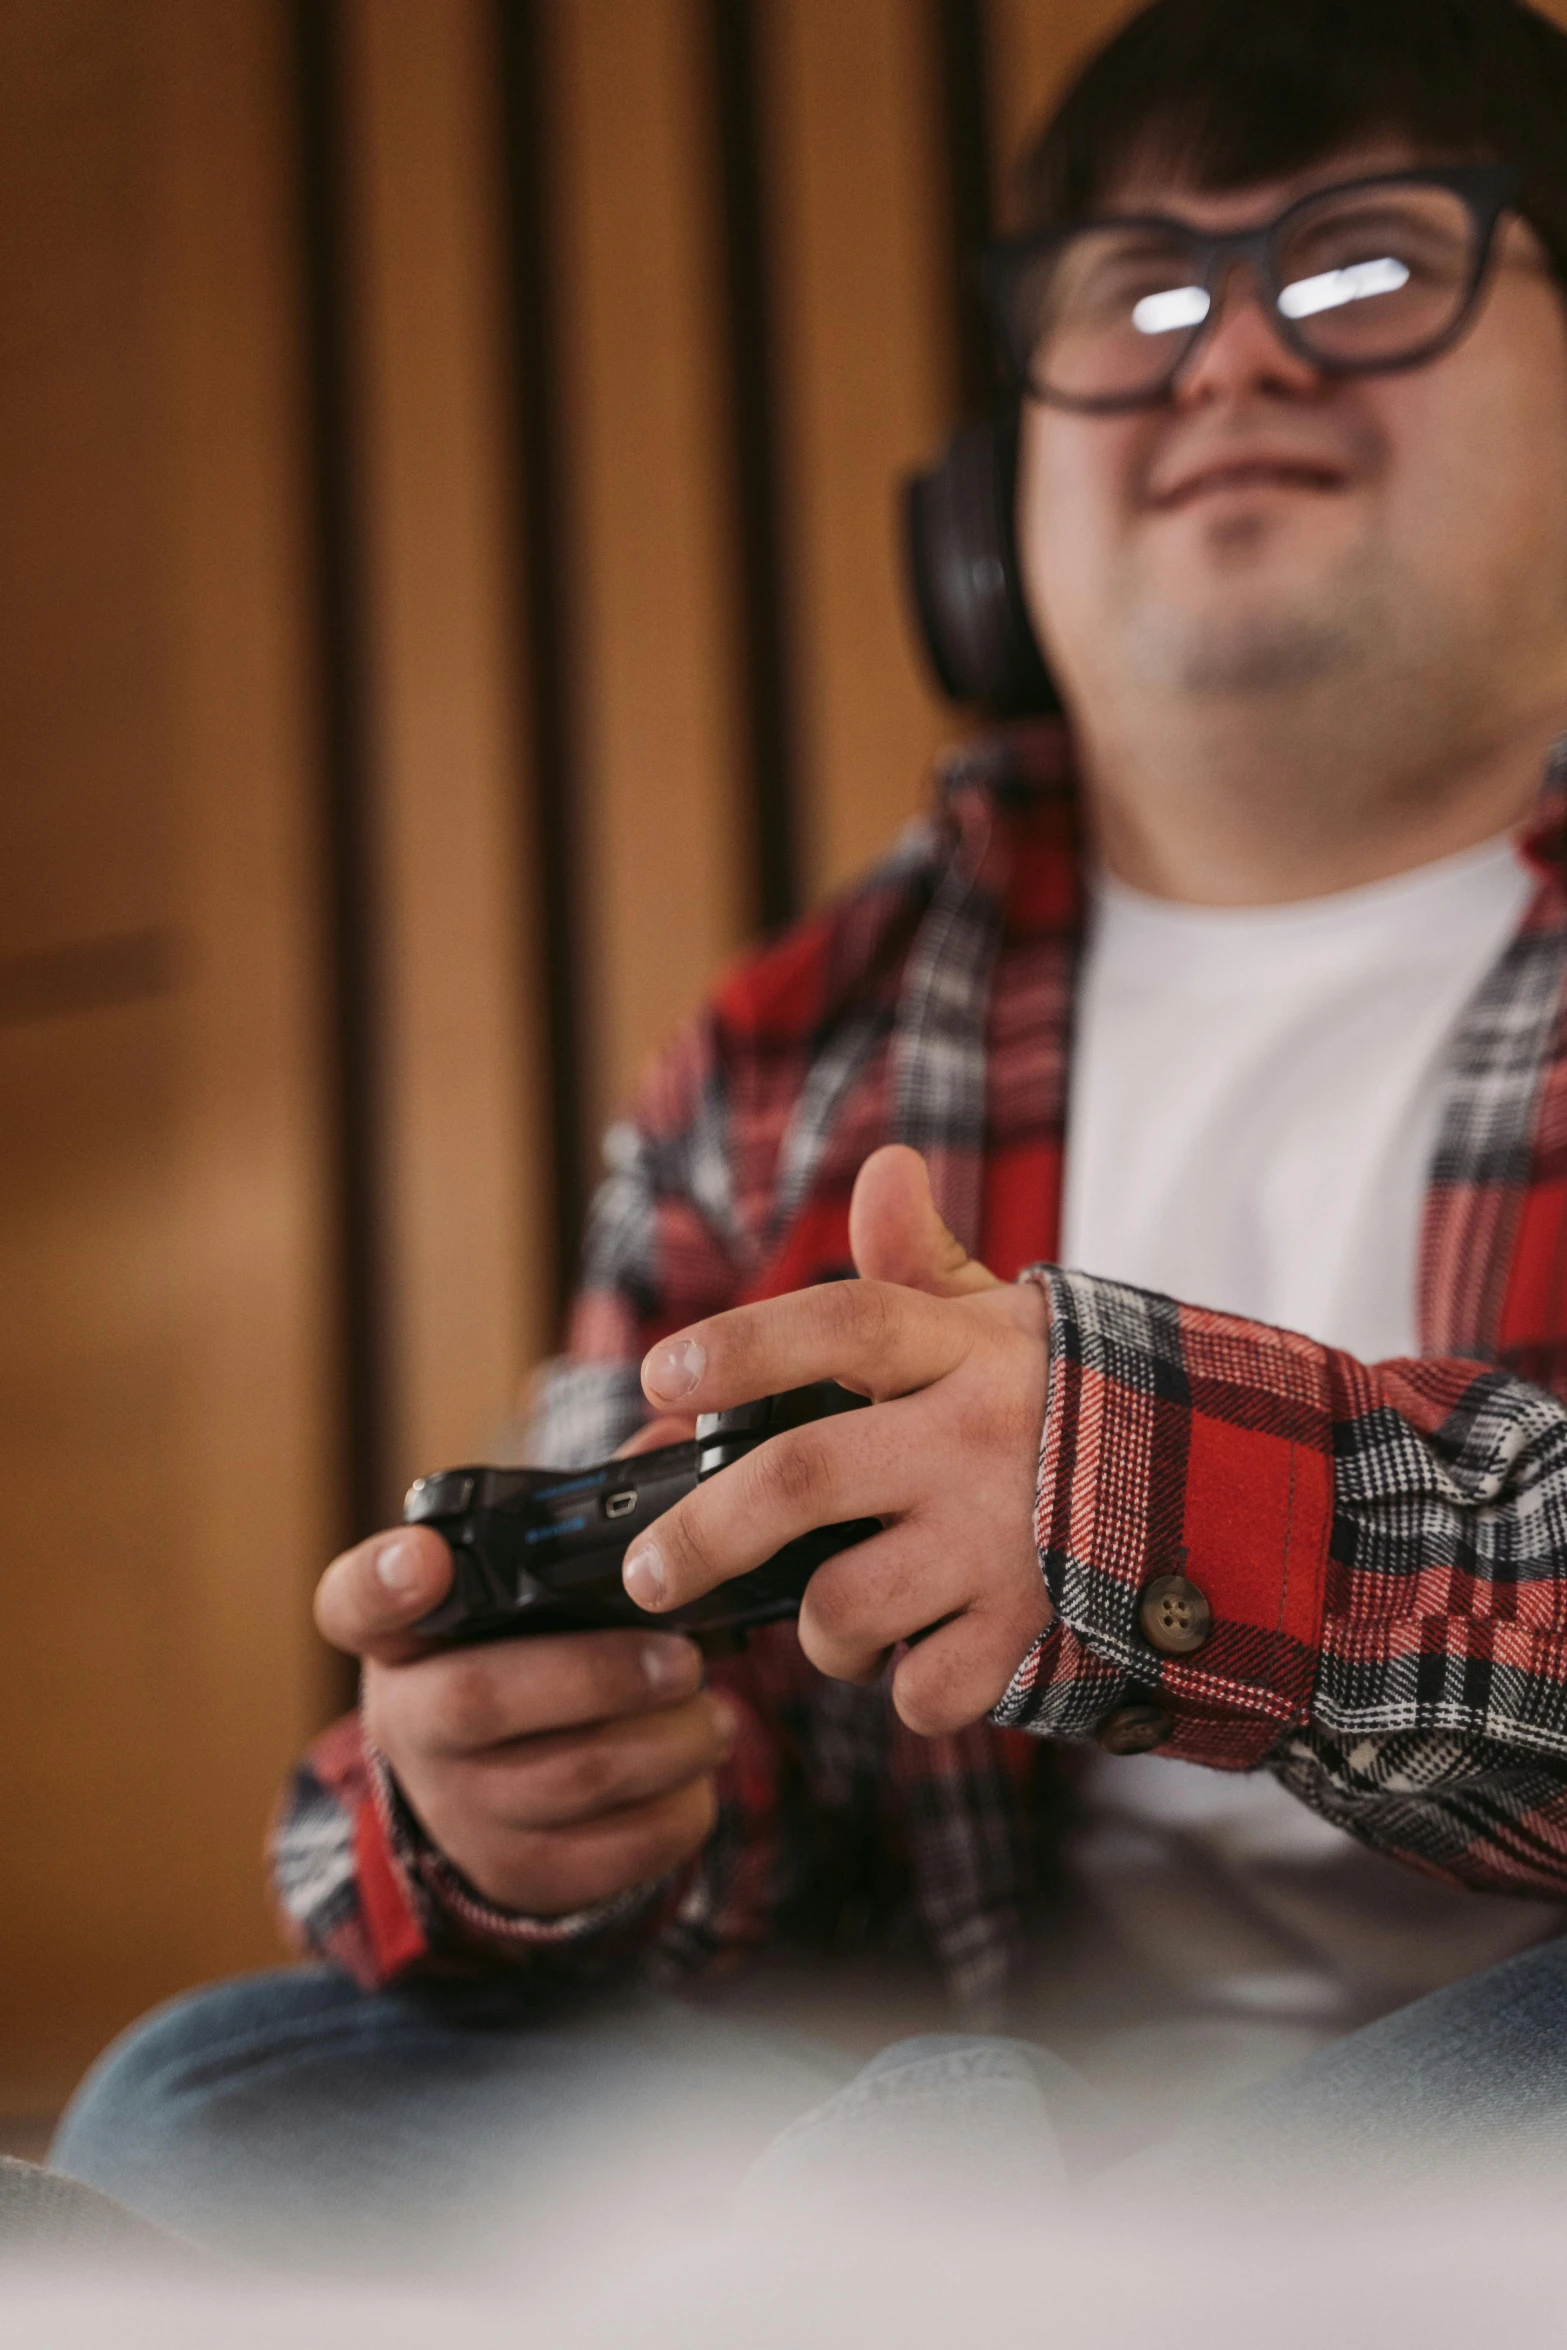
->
xmin=313 ymin=1522 xmax=734 ymax=1916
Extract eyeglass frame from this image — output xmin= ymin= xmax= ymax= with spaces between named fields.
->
xmin=979 ymin=162 xmax=1525 ymax=415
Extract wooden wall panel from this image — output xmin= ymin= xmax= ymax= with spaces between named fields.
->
xmin=2 ymin=1008 xmax=182 ymax=2108
xmin=758 ymin=0 xmax=962 ymax=905
xmin=0 ymin=2 xmax=169 ymax=962
xmin=0 ymin=2 xmax=170 ymax=963
xmin=153 ymin=0 xmax=338 ymax=1967
xmin=342 ymin=0 xmax=549 ymax=1497
xmin=546 ymin=0 xmax=749 ymax=1146
xmin=0 ymin=0 xmax=335 ymax=2107
xmin=984 ymin=0 xmax=1136 ymax=220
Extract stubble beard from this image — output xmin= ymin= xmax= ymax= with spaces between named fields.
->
xmin=1119 ymin=513 xmax=1389 ymax=699
xmin=1094 ymin=523 xmax=1497 ymax=845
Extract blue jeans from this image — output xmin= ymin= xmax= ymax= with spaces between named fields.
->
xmin=51 ymin=1936 xmax=1567 ymax=2270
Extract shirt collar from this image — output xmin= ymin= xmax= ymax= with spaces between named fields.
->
xmin=941 ymin=721 xmax=1567 ymax=893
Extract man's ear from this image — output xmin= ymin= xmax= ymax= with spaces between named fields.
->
xmin=848 ymin=1145 xmax=1002 ymax=1296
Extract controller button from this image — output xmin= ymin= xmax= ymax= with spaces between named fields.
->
xmin=404 ymin=1472 xmax=474 ymax=1524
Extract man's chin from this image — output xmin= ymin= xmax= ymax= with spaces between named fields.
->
xmin=1121 ymin=598 xmax=1367 ymax=695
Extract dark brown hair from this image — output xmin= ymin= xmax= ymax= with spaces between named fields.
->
xmin=1019 ymin=0 xmax=1567 ymax=276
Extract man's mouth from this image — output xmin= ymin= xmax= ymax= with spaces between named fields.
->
xmin=1148 ymin=456 xmax=1351 ymax=510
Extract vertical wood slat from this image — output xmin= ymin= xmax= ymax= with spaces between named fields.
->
xmin=0 ymin=5 xmax=170 ymax=968
xmin=982 ymin=2 xmax=1146 ymax=220
xmin=0 ymin=0 xmax=178 ymax=2095
xmin=154 ymin=0 xmax=340 ymax=1957
xmin=0 ymin=0 xmax=336 ymax=2104
xmin=984 ymin=1 xmax=1134 ymax=214
xmin=341 ymin=0 xmax=549 ymax=1498
xmin=757 ymin=0 xmax=962 ymax=905
xmin=545 ymin=0 xmax=750 ymax=1150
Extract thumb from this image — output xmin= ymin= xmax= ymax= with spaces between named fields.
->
xmin=314 ymin=1526 xmax=455 ymax=1665
xmin=848 ymin=1144 xmax=1001 ymax=1296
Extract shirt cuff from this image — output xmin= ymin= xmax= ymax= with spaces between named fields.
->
xmin=367 ymin=1747 xmax=661 ymax=1958
xmin=991 ymin=1267 xmax=1336 ymax=1769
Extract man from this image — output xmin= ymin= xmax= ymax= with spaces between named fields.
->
xmin=52 ymin=0 xmax=1567 ymax=2262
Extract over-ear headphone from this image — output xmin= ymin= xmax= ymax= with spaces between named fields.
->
xmin=902 ymin=406 xmax=1060 ymax=717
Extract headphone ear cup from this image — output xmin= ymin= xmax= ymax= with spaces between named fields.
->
xmin=903 ymin=408 xmax=1059 ymax=717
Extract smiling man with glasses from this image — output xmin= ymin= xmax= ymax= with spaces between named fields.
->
xmin=48 ymin=0 xmax=1567 ymax=2264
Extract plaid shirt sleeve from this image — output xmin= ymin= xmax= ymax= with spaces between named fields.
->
xmin=997 ymin=1265 xmax=1567 ymax=1898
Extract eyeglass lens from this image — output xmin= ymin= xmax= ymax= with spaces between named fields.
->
xmin=1010 ymin=181 xmax=1485 ymax=408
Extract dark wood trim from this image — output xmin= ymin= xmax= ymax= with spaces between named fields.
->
xmin=494 ymin=0 xmax=590 ymax=1332
xmin=709 ymin=0 xmax=800 ymax=936
xmin=291 ymin=0 xmax=389 ymax=1550
xmin=935 ymin=0 xmax=1000 ymax=411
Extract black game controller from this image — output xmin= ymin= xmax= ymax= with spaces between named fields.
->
xmin=406 ymin=1381 xmax=879 ymax=1644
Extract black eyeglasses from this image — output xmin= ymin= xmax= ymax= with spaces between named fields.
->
xmin=981 ymin=163 xmax=1521 ymax=414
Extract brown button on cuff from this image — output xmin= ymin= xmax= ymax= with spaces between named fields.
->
xmin=1097 ymin=1703 xmax=1173 ymax=1756
xmin=1139 ymin=1572 xmax=1212 ymax=1657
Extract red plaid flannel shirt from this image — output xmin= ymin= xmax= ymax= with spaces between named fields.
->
xmin=272 ymin=721 xmax=1567 ymax=2017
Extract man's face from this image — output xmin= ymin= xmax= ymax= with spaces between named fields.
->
xmin=1018 ymin=145 xmax=1567 ymax=749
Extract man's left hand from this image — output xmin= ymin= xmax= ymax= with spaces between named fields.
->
xmin=621 ymin=1145 xmax=1053 ymax=1737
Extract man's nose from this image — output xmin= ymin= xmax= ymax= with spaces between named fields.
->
xmin=1173 ymin=262 xmax=1323 ymax=405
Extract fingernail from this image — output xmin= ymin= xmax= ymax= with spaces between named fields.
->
xmin=623 ymin=1541 xmax=667 ymax=1609
xmin=644 ymin=1337 xmax=706 ymax=1403
xmin=642 ymin=1636 xmax=694 ymax=1692
xmin=374 ymin=1535 xmax=428 ymax=1602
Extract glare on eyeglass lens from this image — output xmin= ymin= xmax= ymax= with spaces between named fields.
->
xmin=1130 ymin=255 xmax=1414 ymax=342
xmin=1133 ymin=284 xmax=1211 ymax=337
xmin=1278 ymin=254 xmax=1412 ymax=320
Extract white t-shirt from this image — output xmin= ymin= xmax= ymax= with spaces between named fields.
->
xmin=1042 ymin=833 xmax=1564 ymax=2116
